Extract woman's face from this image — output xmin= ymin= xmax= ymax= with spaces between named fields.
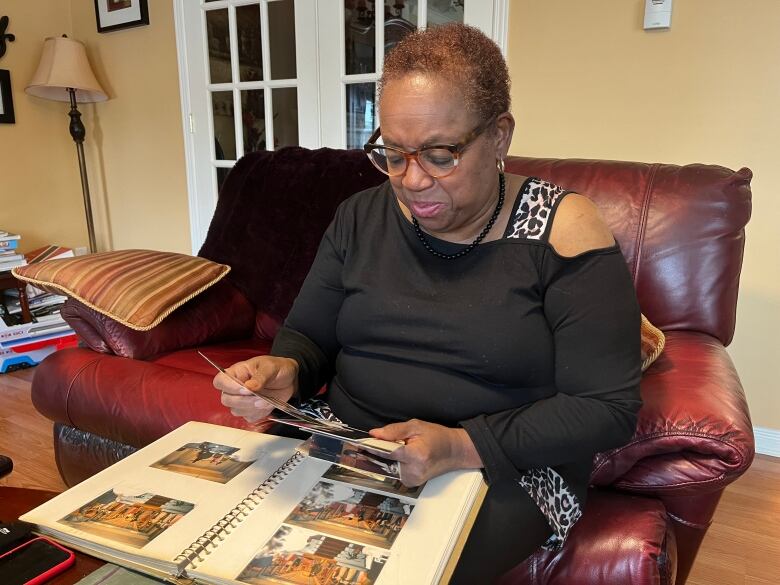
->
xmin=378 ymin=73 xmax=513 ymax=241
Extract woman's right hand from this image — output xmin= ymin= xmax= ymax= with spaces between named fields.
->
xmin=212 ymin=355 xmax=299 ymax=423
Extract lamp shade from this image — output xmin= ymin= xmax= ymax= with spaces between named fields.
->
xmin=25 ymin=36 xmax=107 ymax=103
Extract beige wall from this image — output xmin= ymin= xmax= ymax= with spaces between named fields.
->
xmin=506 ymin=0 xmax=779 ymax=430
xmin=0 ymin=1 xmax=82 ymax=252
xmin=0 ymin=0 xmax=189 ymax=254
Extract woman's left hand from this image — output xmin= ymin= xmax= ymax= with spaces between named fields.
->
xmin=369 ymin=419 xmax=482 ymax=486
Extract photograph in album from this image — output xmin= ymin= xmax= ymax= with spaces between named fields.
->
xmin=151 ymin=441 xmax=257 ymax=484
xmin=284 ymin=480 xmax=414 ymax=548
xmin=236 ymin=524 xmax=390 ymax=585
xmin=59 ymin=490 xmax=195 ymax=548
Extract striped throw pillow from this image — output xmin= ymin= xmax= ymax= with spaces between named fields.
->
xmin=12 ymin=250 xmax=230 ymax=331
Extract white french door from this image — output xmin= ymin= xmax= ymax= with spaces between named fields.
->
xmin=175 ymin=0 xmax=507 ymax=252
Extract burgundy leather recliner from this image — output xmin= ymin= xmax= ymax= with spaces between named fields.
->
xmin=31 ymin=148 xmax=754 ymax=585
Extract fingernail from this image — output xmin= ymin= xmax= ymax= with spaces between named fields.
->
xmin=254 ymin=399 xmax=265 ymax=407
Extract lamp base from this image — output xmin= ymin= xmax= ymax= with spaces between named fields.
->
xmin=68 ymin=87 xmax=97 ymax=254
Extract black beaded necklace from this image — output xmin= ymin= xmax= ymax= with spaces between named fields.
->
xmin=412 ymin=172 xmax=505 ymax=260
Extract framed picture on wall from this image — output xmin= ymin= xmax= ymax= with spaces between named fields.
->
xmin=94 ymin=0 xmax=149 ymax=34
xmin=0 ymin=69 xmax=14 ymax=124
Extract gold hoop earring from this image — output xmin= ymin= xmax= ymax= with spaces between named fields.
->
xmin=496 ymin=158 xmax=505 ymax=173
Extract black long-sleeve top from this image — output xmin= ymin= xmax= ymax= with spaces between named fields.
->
xmin=271 ymin=178 xmax=642 ymax=493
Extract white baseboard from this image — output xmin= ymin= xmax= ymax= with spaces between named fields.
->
xmin=754 ymin=426 xmax=780 ymax=458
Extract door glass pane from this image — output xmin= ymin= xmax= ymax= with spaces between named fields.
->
xmin=241 ymin=90 xmax=266 ymax=153
xmin=272 ymin=88 xmax=299 ymax=149
xmin=345 ymin=0 xmax=376 ymax=75
xmin=384 ymin=0 xmax=417 ymax=55
xmin=346 ymin=83 xmax=376 ymax=149
xmin=212 ymin=91 xmax=236 ymax=160
xmin=268 ymin=0 xmax=297 ymax=80
xmin=427 ymin=0 xmax=464 ymax=27
xmin=206 ymin=9 xmax=231 ymax=83
xmin=236 ymin=4 xmax=262 ymax=82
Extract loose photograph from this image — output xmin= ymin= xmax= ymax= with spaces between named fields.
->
xmin=298 ymin=435 xmax=401 ymax=480
xmin=237 ymin=525 xmax=389 ymax=585
xmin=151 ymin=441 xmax=255 ymax=484
xmin=284 ymin=480 xmax=413 ymax=548
xmin=322 ymin=465 xmax=424 ymax=499
xmin=59 ymin=489 xmax=194 ymax=548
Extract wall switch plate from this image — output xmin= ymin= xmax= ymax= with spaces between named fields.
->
xmin=644 ymin=0 xmax=673 ymax=30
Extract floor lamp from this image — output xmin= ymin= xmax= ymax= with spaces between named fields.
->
xmin=25 ymin=35 xmax=107 ymax=254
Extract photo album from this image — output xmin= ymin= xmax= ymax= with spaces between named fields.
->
xmin=21 ymin=421 xmax=486 ymax=585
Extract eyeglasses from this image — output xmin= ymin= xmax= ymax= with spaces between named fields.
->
xmin=363 ymin=118 xmax=494 ymax=178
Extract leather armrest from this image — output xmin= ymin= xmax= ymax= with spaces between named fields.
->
xmin=499 ymin=489 xmax=676 ymax=585
xmin=61 ymin=279 xmax=256 ymax=360
xmin=591 ymin=331 xmax=754 ymax=496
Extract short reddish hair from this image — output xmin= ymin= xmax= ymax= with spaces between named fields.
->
xmin=379 ymin=23 xmax=511 ymax=124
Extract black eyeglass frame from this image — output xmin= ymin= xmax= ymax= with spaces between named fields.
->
xmin=362 ymin=117 xmax=496 ymax=178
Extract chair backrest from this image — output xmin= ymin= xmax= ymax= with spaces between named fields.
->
xmin=201 ymin=148 xmax=752 ymax=345
xmin=505 ymin=157 xmax=752 ymax=345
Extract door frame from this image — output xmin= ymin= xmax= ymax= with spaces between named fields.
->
xmin=174 ymin=0 xmax=508 ymax=254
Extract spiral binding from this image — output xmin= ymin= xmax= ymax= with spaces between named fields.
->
xmin=172 ymin=451 xmax=305 ymax=577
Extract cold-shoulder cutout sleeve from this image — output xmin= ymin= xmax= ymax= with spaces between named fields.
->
xmin=547 ymin=193 xmax=615 ymax=257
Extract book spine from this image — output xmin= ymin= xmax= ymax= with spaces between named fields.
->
xmin=0 ymin=240 xmax=19 ymax=249
xmin=172 ymin=451 xmax=305 ymax=577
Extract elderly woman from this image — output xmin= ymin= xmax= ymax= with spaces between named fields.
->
xmin=214 ymin=24 xmax=641 ymax=583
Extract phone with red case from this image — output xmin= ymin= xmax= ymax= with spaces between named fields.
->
xmin=0 ymin=536 xmax=75 ymax=585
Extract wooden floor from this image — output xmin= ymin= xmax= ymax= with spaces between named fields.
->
xmin=1 ymin=368 xmax=778 ymax=583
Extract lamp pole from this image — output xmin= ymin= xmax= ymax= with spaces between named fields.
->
xmin=67 ymin=86 xmax=97 ymax=254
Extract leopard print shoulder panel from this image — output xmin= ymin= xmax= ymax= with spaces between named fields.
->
xmin=506 ymin=178 xmax=570 ymax=241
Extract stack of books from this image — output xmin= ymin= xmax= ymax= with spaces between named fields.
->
xmin=5 ymin=245 xmax=74 ymax=322
xmin=0 ymin=231 xmax=25 ymax=272
xmin=0 ymin=244 xmax=78 ymax=373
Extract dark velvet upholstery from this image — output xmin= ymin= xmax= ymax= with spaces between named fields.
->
xmin=200 ymin=147 xmax=386 ymax=329
xmin=31 ymin=148 xmax=754 ymax=585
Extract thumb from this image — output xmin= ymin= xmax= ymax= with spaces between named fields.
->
xmin=369 ymin=421 xmax=416 ymax=442
xmin=244 ymin=360 xmax=279 ymax=392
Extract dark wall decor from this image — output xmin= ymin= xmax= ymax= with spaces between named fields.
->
xmin=0 ymin=16 xmax=15 ymax=60
xmin=94 ymin=0 xmax=149 ymax=34
xmin=0 ymin=69 xmax=15 ymax=124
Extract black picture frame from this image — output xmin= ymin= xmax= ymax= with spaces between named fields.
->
xmin=0 ymin=69 xmax=14 ymax=124
xmin=94 ymin=0 xmax=149 ymax=34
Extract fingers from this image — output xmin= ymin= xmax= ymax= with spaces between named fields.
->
xmin=213 ymin=358 xmax=279 ymax=395
xmin=220 ymin=394 xmax=275 ymax=424
xmin=213 ymin=371 xmax=254 ymax=396
xmin=211 ymin=357 xmax=297 ymax=425
xmin=369 ymin=419 xmax=421 ymax=442
xmin=244 ymin=358 xmax=282 ymax=392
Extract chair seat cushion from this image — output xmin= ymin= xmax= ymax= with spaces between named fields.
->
xmin=32 ymin=338 xmax=271 ymax=448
